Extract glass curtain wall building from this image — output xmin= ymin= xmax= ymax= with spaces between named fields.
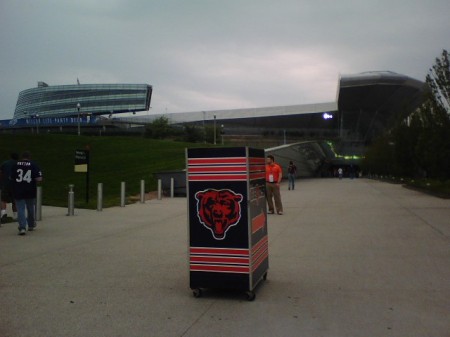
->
xmin=14 ymin=82 xmax=152 ymax=119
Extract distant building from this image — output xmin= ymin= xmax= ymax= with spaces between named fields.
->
xmin=120 ymin=71 xmax=426 ymax=145
xmin=2 ymin=72 xmax=426 ymax=177
xmin=7 ymin=71 xmax=425 ymax=146
xmin=13 ymin=82 xmax=152 ymax=119
xmin=338 ymin=71 xmax=425 ymax=142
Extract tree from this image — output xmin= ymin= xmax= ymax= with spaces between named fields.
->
xmin=426 ymin=49 xmax=450 ymax=117
xmin=414 ymin=49 xmax=450 ymax=179
xmin=144 ymin=116 xmax=172 ymax=139
xmin=182 ymin=124 xmax=203 ymax=143
xmin=361 ymin=134 xmax=394 ymax=176
xmin=363 ymin=49 xmax=450 ymax=180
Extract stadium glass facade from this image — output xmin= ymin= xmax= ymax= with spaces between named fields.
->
xmin=14 ymin=82 xmax=152 ymax=119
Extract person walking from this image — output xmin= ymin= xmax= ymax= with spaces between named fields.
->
xmin=11 ymin=151 xmax=43 ymax=235
xmin=0 ymin=152 xmax=19 ymax=224
xmin=287 ymin=160 xmax=297 ymax=190
xmin=265 ymin=154 xmax=283 ymax=215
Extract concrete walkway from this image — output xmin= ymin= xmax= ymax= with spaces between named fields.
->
xmin=0 ymin=179 xmax=449 ymax=337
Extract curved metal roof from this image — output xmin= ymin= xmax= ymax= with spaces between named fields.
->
xmin=337 ymin=71 xmax=426 ymax=141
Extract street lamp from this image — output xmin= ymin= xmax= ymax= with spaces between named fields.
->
xmin=202 ymin=111 xmax=206 ymax=143
xmin=35 ymin=114 xmax=40 ymax=134
xmin=77 ymin=103 xmax=81 ymax=136
xmin=31 ymin=114 xmax=39 ymax=134
xmin=213 ymin=115 xmax=217 ymax=145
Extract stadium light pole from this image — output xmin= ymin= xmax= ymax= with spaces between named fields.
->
xmin=77 ymin=103 xmax=81 ymax=136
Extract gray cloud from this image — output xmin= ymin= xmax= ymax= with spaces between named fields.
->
xmin=1 ymin=0 xmax=449 ymax=119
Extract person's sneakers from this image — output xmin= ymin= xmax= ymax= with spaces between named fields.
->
xmin=277 ymin=211 xmax=283 ymax=215
xmin=18 ymin=229 xmax=26 ymax=236
xmin=1 ymin=214 xmax=7 ymax=224
xmin=268 ymin=210 xmax=274 ymax=214
xmin=28 ymin=226 xmax=35 ymax=232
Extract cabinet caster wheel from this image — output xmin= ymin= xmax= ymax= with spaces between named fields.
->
xmin=192 ymin=288 xmax=202 ymax=298
xmin=246 ymin=291 xmax=256 ymax=301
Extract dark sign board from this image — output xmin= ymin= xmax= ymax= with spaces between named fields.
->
xmin=74 ymin=149 xmax=89 ymax=173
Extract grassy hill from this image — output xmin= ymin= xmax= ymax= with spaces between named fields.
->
xmin=0 ymin=134 xmax=204 ymax=208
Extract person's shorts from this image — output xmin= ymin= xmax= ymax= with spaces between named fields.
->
xmin=0 ymin=187 xmax=14 ymax=203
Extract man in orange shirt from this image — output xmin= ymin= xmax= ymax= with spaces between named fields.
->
xmin=265 ymin=154 xmax=283 ymax=215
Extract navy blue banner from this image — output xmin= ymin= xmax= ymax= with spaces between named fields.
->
xmin=0 ymin=116 xmax=99 ymax=128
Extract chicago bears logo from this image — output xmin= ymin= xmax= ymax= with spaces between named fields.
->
xmin=195 ymin=188 xmax=243 ymax=240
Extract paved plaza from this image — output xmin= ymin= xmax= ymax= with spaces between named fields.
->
xmin=0 ymin=178 xmax=449 ymax=337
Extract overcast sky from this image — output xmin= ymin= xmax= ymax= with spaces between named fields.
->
xmin=1 ymin=0 xmax=449 ymax=120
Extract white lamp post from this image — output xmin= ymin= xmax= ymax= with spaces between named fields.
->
xmin=202 ymin=111 xmax=206 ymax=143
xmin=77 ymin=103 xmax=81 ymax=136
xmin=213 ymin=115 xmax=217 ymax=145
xmin=36 ymin=114 xmax=39 ymax=134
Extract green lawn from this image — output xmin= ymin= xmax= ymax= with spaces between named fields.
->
xmin=404 ymin=178 xmax=450 ymax=199
xmin=1 ymin=134 xmax=205 ymax=208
